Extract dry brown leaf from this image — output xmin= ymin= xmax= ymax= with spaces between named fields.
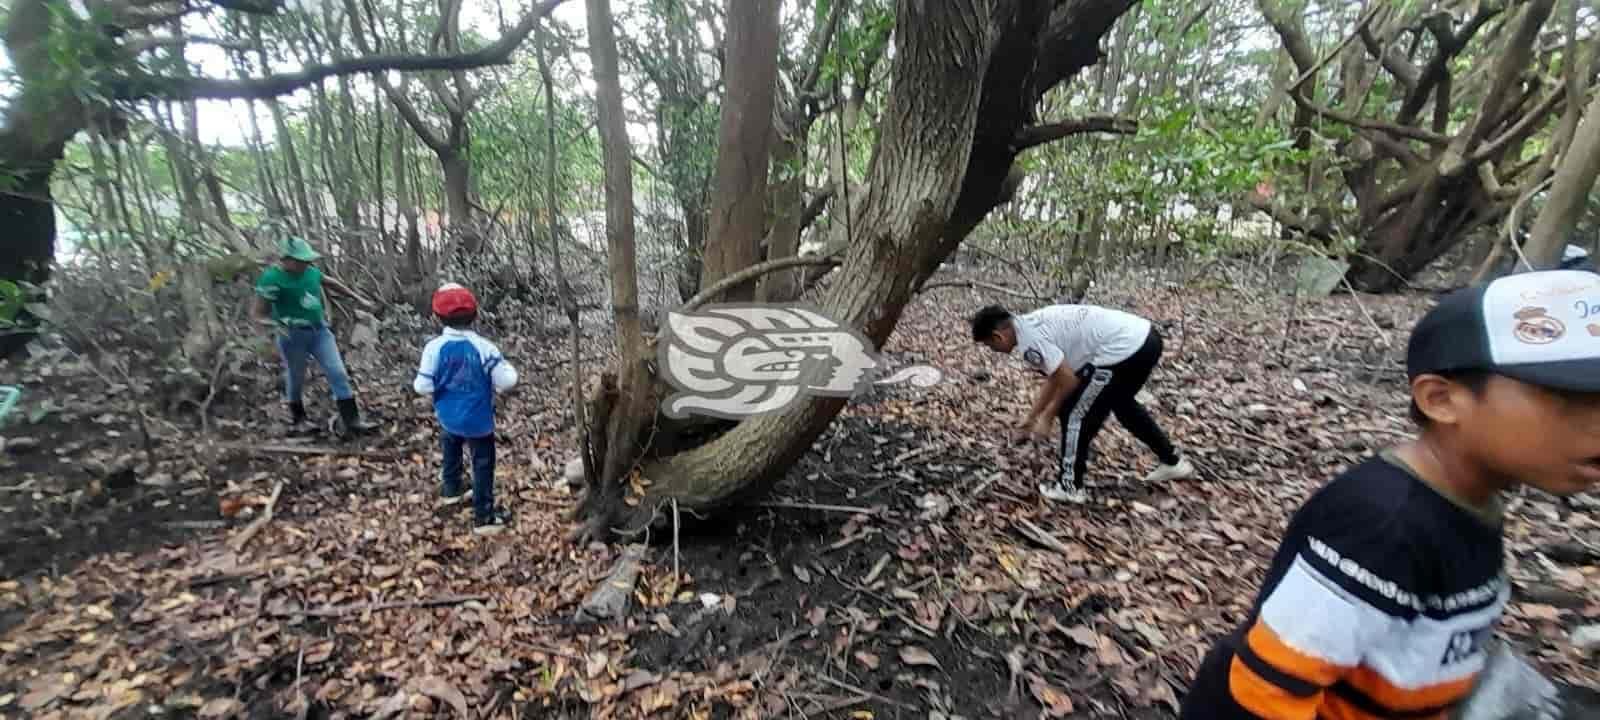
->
xmin=19 ymin=674 xmax=76 ymax=711
xmin=1059 ymin=624 xmax=1101 ymax=649
xmin=415 ymin=676 xmax=469 ymax=717
xmin=898 ymin=645 xmax=940 ymax=668
xmin=1028 ymin=675 xmax=1075 ymax=717
xmin=855 ymin=651 xmax=881 ymax=670
xmin=198 ymin=697 xmax=243 ymax=719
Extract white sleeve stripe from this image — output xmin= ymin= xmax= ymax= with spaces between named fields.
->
xmin=1259 ymin=557 xmax=1399 ymax=668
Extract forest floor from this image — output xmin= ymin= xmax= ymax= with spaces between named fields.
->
xmin=1 ymin=267 xmax=1598 ymax=720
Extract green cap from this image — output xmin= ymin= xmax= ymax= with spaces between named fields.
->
xmin=281 ymin=237 xmax=321 ymax=262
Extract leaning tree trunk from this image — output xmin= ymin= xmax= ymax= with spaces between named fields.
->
xmin=579 ymin=0 xmax=1136 ymax=537
xmin=1525 ymin=89 xmax=1600 ymax=269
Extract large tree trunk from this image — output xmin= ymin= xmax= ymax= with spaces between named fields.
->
xmin=441 ymin=148 xmax=475 ymax=251
xmin=1526 ymin=90 xmax=1600 ymax=268
xmin=697 ymin=0 xmax=782 ymax=303
xmin=759 ymin=134 xmax=806 ymax=302
xmin=581 ymin=0 xmax=1137 ymax=536
xmin=577 ymin=0 xmax=657 ymax=538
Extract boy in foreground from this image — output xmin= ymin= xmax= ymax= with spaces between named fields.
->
xmin=1179 ymin=269 xmax=1600 ymax=719
xmin=413 ymin=283 xmax=518 ymax=535
xmin=252 ymin=237 xmax=379 ymax=437
xmin=972 ymin=303 xmax=1194 ymax=504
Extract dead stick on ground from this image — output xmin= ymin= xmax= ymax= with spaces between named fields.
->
xmin=814 ymin=675 xmax=917 ymax=710
xmin=525 ymin=643 xmax=587 ymax=661
xmin=229 ymin=480 xmax=284 ymax=551
xmin=671 ymin=499 xmax=681 ymax=592
xmin=1014 ymin=518 xmax=1073 ymax=554
xmin=273 ymin=593 xmax=489 ymax=618
xmin=758 ymin=500 xmax=878 ymax=515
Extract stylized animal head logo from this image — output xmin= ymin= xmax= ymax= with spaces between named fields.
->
xmin=658 ymin=304 xmax=940 ymax=419
xmin=1512 ymin=306 xmax=1565 ymax=345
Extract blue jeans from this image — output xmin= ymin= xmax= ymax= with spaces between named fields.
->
xmin=276 ymin=325 xmax=354 ymax=403
xmin=442 ymin=432 xmax=495 ymax=520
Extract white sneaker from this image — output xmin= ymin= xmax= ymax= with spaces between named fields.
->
xmin=1144 ymin=457 xmax=1196 ymax=484
xmin=1039 ymin=482 xmax=1089 ymax=504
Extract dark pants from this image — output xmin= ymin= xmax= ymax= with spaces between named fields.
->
xmin=1055 ymin=328 xmax=1179 ymax=490
xmin=442 ymin=432 xmax=495 ymax=521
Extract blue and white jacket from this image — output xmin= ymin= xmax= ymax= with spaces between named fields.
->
xmin=413 ymin=328 xmax=518 ymax=438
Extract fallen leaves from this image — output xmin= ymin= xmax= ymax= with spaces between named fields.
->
xmin=1027 ymin=674 xmax=1075 ymax=717
xmin=898 ymin=645 xmax=940 ymax=669
xmin=415 ymin=676 xmax=469 ymax=717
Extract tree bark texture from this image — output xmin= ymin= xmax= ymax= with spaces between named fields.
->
xmin=1526 ymin=89 xmax=1600 ymax=268
xmin=583 ymin=0 xmax=1138 ymax=536
xmin=697 ymin=0 xmax=782 ymax=303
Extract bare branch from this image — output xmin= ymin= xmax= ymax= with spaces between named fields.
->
xmin=1287 ymin=5 xmax=1381 ymax=94
xmin=205 ymin=0 xmax=283 ymax=14
xmin=1013 ymin=116 xmax=1137 ymax=151
xmin=798 ymin=0 xmax=847 ymax=96
xmin=1398 ymin=4 xmax=1504 ymax=126
xmin=1287 ymin=92 xmax=1450 ymax=146
xmin=680 ymin=255 xmax=842 ymax=313
xmin=113 ymin=0 xmax=566 ymax=101
xmin=1360 ymin=22 xmax=1419 ymax=91
xmin=1467 ymin=86 xmax=1566 ymax=166
xmin=125 ymin=34 xmax=252 ymax=54
xmin=801 ymin=183 xmax=835 ymax=233
xmin=917 ymin=279 xmax=1051 ymax=301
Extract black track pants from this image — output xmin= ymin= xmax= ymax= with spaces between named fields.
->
xmin=1054 ymin=328 xmax=1179 ymax=490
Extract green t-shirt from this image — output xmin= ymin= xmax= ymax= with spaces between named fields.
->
xmin=255 ymin=265 xmax=326 ymax=327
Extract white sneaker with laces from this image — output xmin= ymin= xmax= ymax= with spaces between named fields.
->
xmin=1144 ymin=457 xmax=1196 ymax=484
xmin=1039 ymin=482 xmax=1089 ymax=504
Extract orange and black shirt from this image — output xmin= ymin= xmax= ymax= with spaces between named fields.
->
xmin=1180 ymin=454 xmax=1509 ymax=720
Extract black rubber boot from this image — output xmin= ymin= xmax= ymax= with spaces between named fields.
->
xmin=334 ymin=398 xmax=378 ymax=437
xmin=287 ymin=401 xmax=315 ymax=435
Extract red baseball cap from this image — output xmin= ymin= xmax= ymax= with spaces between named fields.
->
xmin=432 ymin=282 xmax=478 ymax=318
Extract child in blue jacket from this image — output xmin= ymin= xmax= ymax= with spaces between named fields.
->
xmin=413 ymin=283 xmax=517 ymax=535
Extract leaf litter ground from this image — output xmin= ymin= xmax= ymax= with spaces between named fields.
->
xmin=1 ymin=271 xmax=1597 ymax=719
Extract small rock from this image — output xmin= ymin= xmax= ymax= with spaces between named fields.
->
xmin=1135 ymin=391 xmax=1158 ymax=408
xmin=563 ymin=457 xmax=585 ymax=488
xmin=139 ymin=473 xmax=175 ymax=489
xmin=5 ymin=437 xmax=40 ymax=455
xmin=1572 ymin=625 xmax=1600 ymax=652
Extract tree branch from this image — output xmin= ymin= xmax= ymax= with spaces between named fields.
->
xmin=1287 ymin=5 xmax=1380 ymax=94
xmin=125 ymin=34 xmax=253 ymax=54
xmin=205 ymin=0 xmax=284 ymax=14
xmin=1467 ymin=86 xmax=1566 ymax=167
xmin=1360 ymin=21 xmax=1419 ymax=92
xmin=1287 ymin=91 xmax=1450 ymax=146
xmin=680 ymin=255 xmax=842 ymax=313
xmin=917 ymin=278 xmax=1051 ymax=301
xmin=1013 ymin=115 xmax=1137 ymax=150
xmin=113 ymin=0 xmax=565 ymax=101
xmin=1398 ymin=4 xmax=1503 ymax=126
xmin=801 ymin=183 xmax=835 ymax=232
xmin=798 ymin=0 xmax=847 ymax=96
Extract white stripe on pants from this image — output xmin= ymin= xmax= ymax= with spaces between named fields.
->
xmin=1059 ymin=368 xmax=1113 ymax=489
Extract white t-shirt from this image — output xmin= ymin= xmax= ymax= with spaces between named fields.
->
xmin=1011 ymin=304 xmax=1152 ymax=375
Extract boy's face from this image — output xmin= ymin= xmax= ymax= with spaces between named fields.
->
xmin=981 ymin=324 xmax=1017 ymax=354
xmin=282 ymin=258 xmax=310 ymax=275
xmin=1443 ymin=375 xmax=1600 ymax=495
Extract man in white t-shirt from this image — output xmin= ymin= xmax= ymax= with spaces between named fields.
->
xmin=972 ymin=303 xmax=1194 ymax=503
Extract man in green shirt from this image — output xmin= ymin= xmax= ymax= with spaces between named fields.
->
xmin=252 ymin=237 xmax=378 ymax=437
